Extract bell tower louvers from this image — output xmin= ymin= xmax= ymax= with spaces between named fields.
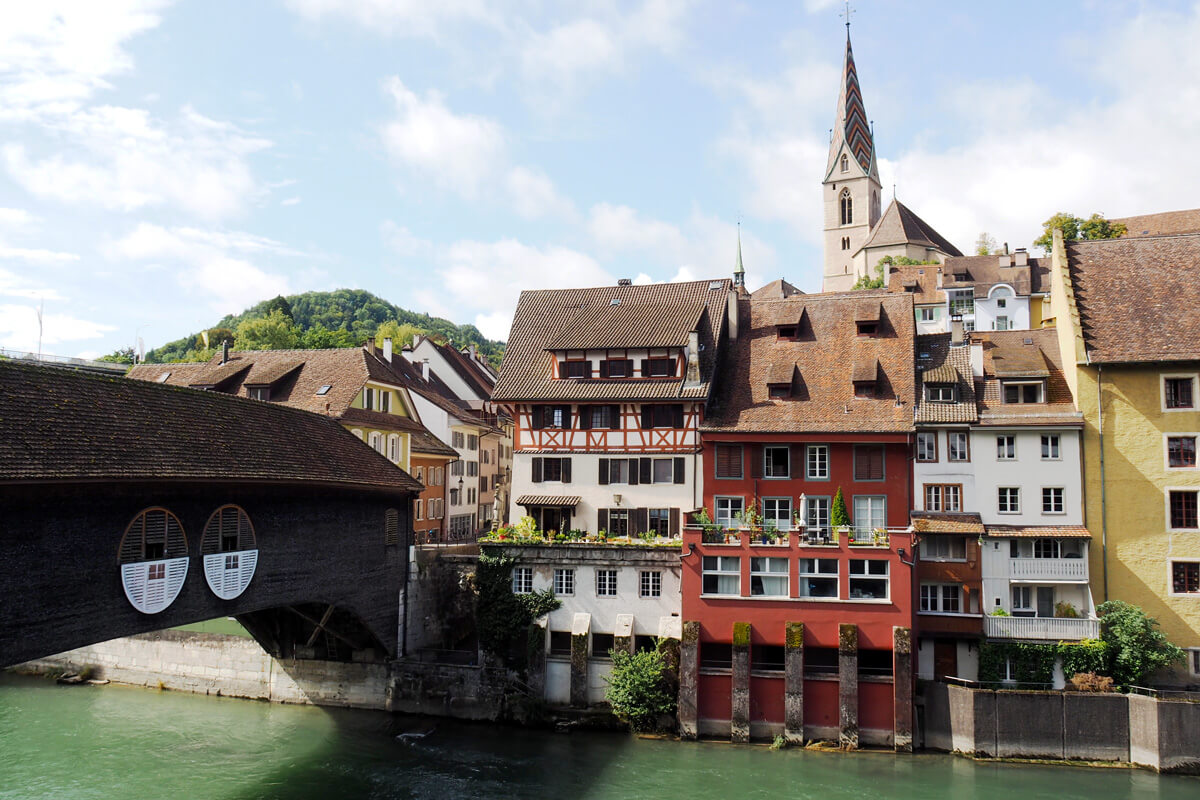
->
xmin=822 ymin=32 xmax=883 ymax=293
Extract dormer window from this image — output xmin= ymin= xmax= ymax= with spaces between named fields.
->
xmin=1002 ymin=380 xmax=1044 ymax=404
xmin=563 ymin=360 xmax=592 ymax=379
xmin=856 ymin=321 xmax=878 ymax=337
xmin=644 ymin=358 xmax=675 ymax=377
xmin=777 ymin=326 xmax=797 ymax=340
xmin=248 ymin=386 xmax=270 ymax=402
xmin=925 ymin=384 xmax=957 ymax=404
xmin=853 ymin=381 xmax=877 ymax=399
xmin=768 ymin=384 xmax=790 ymax=399
xmin=601 ymin=358 xmax=633 ymax=378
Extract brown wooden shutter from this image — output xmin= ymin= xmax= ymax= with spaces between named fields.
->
xmin=599 ymin=458 xmax=610 ymax=485
xmin=532 ymin=457 xmax=543 ymax=483
xmin=628 ymin=458 xmax=640 ymax=485
xmin=640 ymin=359 xmax=649 ymax=376
xmin=750 ymin=445 xmax=763 ymax=479
xmin=609 ymin=405 xmax=621 ymax=429
xmin=598 ymin=508 xmax=609 ymax=532
xmin=560 ymin=405 xmax=572 ymax=428
xmin=669 ymin=507 xmax=681 ymax=537
xmin=854 ymin=445 xmax=884 ymax=481
xmin=635 ymin=508 xmax=649 ymax=534
xmin=530 ymin=405 xmax=544 ymax=430
xmin=639 ymin=458 xmax=652 ymax=484
xmin=561 ymin=458 xmax=572 ymax=484
xmin=599 ymin=360 xmax=610 ymax=378
xmin=625 ymin=359 xmax=635 ymax=376
xmin=673 ymin=457 xmax=685 ymax=484
xmin=579 ymin=407 xmax=592 ymax=430
xmin=582 ymin=362 xmax=593 ymax=378
xmin=715 ymin=444 xmax=733 ymax=478
xmin=641 ymin=406 xmax=653 ymax=429
xmin=672 ymin=404 xmax=684 ymax=429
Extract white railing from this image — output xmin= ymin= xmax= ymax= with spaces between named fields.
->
xmin=984 ymin=615 xmax=1099 ymax=641
xmin=1009 ymin=558 xmax=1088 ymax=581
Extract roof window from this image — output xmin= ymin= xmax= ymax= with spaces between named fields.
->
xmin=156 ymin=372 xmax=171 ymax=383
xmin=316 ymin=385 xmax=332 ymax=395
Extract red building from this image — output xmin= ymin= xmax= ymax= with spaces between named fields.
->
xmin=680 ymin=288 xmax=919 ymax=749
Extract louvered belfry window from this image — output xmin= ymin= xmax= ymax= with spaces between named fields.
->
xmin=200 ymin=505 xmax=256 ymax=555
xmin=385 ymin=508 xmax=401 ymax=545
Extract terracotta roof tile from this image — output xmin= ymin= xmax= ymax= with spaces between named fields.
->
xmin=1113 ymin=209 xmax=1200 ymax=237
xmin=750 ymin=279 xmax=802 ymax=300
xmin=913 ymin=334 xmax=977 ymax=424
xmin=912 ymin=512 xmax=983 ymax=534
xmin=940 ymin=253 xmax=1048 ymax=296
xmin=859 ymin=199 xmax=963 ymax=257
xmin=886 ymin=265 xmax=943 ymax=304
xmin=984 ymin=524 xmax=1091 ymax=539
xmin=972 ymin=329 xmax=1081 ymax=426
xmin=545 ymin=301 xmax=706 ymax=350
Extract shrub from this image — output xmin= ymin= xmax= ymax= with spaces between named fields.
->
xmin=1069 ymin=672 xmax=1115 ymax=693
xmin=605 ymin=647 xmax=676 ymax=732
xmin=831 ymin=488 xmax=850 ymax=528
xmin=1097 ymin=600 xmax=1184 ymax=687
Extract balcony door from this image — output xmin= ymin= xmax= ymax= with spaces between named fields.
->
xmin=1036 ymin=586 xmax=1055 ymax=618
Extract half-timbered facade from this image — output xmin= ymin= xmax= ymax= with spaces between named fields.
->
xmin=493 ymin=278 xmax=733 ymax=538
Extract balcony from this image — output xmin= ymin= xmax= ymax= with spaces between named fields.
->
xmin=695 ymin=526 xmax=903 ymax=549
xmin=1009 ymin=557 xmax=1088 ymax=581
xmin=984 ymin=615 xmax=1099 ymax=641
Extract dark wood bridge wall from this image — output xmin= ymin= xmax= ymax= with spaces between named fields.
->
xmin=0 ymin=482 xmax=410 ymax=667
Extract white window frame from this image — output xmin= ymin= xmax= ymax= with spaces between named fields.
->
xmin=596 ymin=569 xmax=618 ymax=597
xmin=848 ymin=559 xmax=889 ymax=600
xmin=1011 ymin=585 xmax=1033 ymax=611
xmin=806 ymin=496 xmax=831 ymax=536
xmin=806 ymin=444 xmax=830 ymax=480
xmin=998 ymin=487 xmax=1020 ymax=514
xmin=554 ymin=568 xmax=575 ymax=596
xmin=926 ymin=385 xmax=956 ymax=403
xmin=1164 ymin=433 xmax=1199 ymax=471
xmin=512 ymin=566 xmax=533 ymax=595
xmin=639 ymin=570 xmax=662 ymax=598
xmin=948 ymin=430 xmax=970 ymax=462
xmin=918 ymin=307 xmax=936 ymax=323
xmin=1162 ymin=373 xmax=1198 ymax=412
xmin=798 ymin=558 xmax=838 ymax=598
xmin=750 ymin=557 xmax=789 ymax=597
xmin=920 ymin=583 xmax=962 ymax=614
xmin=762 ymin=497 xmax=792 ymax=531
xmin=1041 ymin=434 xmax=1061 ymax=460
xmin=763 ymin=445 xmax=790 ymax=479
xmin=702 ymin=555 xmax=740 ymax=596
xmin=852 ymin=495 xmax=886 ymax=534
xmin=1166 ymin=487 xmax=1200 ymax=532
xmin=996 ymin=435 xmax=1016 ymax=461
xmin=1002 ymin=381 xmax=1045 ymax=404
xmin=715 ymin=496 xmax=745 ymax=528
xmin=415 ymin=498 xmax=424 ymax=520
xmin=916 ymin=432 xmax=937 ymax=463
xmin=1042 ymin=487 xmax=1065 ymax=515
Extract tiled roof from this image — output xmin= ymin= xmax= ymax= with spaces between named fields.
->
xmin=340 ymin=408 xmax=458 ymax=457
xmin=1067 ymin=234 xmax=1200 ymax=364
xmin=702 ymin=291 xmax=916 ymax=433
xmin=750 ymin=279 xmax=803 ymax=300
xmin=859 ymin=200 xmax=963 ymax=258
xmin=545 ymin=302 xmax=706 ymax=351
xmin=911 ymin=512 xmax=983 ymax=534
xmin=940 ymin=254 xmax=1048 ymax=296
xmin=492 ymin=279 xmax=731 ymax=402
xmin=383 ymin=356 xmax=506 ymax=434
xmin=432 ymin=340 xmax=496 ymax=398
xmin=1113 ymin=209 xmax=1200 ymax=238
xmin=972 ymin=329 xmax=1081 ymax=426
xmin=984 ymin=524 xmax=1091 ymax=539
xmin=1 ymin=360 xmax=421 ymax=493
xmin=886 ymin=265 xmax=943 ymax=305
xmin=913 ymin=334 xmax=977 ymax=424
xmin=516 ymin=495 xmax=582 ymax=507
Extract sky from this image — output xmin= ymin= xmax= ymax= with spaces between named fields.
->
xmin=1 ymin=0 xmax=1199 ymax=358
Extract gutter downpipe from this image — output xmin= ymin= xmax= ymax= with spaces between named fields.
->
xmin=1096 ymin=362 xmax=1109 ymax=602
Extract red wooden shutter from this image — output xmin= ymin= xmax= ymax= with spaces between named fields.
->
xmin=790 ymin=446 xmax=803 ymax=478
xmin=532 ymin=457 xmax=543 ymax=483
xmin=750 ymin=445 xmax=763 ymax=479
xmin=599 ymin=458 xmax=610 ymax=485
xmin=673 ymin=457 xmax=685 ymax=484
xmin=715 ymin=445 xmax=734 ymax=478
xmin=854 ymin=445 xmax=884 ymax=480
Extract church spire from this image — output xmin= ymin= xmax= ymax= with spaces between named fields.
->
xmin=825 ymin=27 xmax=878 ymax=183
xmin=733 ymin=223 xmax=745 ymax=288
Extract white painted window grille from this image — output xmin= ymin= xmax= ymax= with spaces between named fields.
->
xmin=764 ymin=445 xmax=790 ymax=478
xmin=922 ymin=536 xmax=966 ymax=561
xmin=806 ymin=497 xmax=831 ymax=537
xmin=948 ymin=431 xmax=970 ymax=461
xmin=512 ymin=567 xmax=533 ymax=594
xmin=996 ymin=435 xmax=1016 ymax=460
xmin=554 ymin=569 xmax=575 ymax=596
xmin=849 ymin=559 xmax=889 ymax=600
xmin=119 ymin=507 xmax=190 ymax=614
xmin=639 ymin=571 xmax=661 ymax=598
xmin=715 ymin=496 xmax=744 ymax=528
xmin=998 ymin=487 xmax=1020 ymax=513
xmin=762 ymin=498 xmax=791 ymax=531
xmin=807 ymin=444 xmax=829 ymax=479
xmin=920 ymin=584 xmax=961 ymax=613
xmin=852 ymin=495 xmax=886 ymax=534
xmin=798 ymin=558 xmax=838 ymax=598
xmin=1041 ymin=434 xmax=1061 ymax=459
xmin=1042 ymin=487 xmax=1065 ymax=514
xmin=596 ymin=569 xmax=618 ymax=597
xmin=916 ymin=433 xmax=937 ymax=462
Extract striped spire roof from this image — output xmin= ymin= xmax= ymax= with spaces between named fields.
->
xmin=826 ymin=33 xmax=878 ymax=181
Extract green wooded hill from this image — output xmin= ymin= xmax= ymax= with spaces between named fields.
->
xmin=145 ymin=289 xmax=505 ymax=366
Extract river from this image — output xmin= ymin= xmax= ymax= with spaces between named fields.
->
xmin=1 ymin=673 xmax=1195 ymax=799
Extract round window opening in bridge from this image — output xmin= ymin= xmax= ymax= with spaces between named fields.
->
xmin=118 ymin=507 xmax=190 ymax=615
xmin=200 ymin=505 xmax=259 ymax=600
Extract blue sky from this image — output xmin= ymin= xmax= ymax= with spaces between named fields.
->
xmin=2 ymin=0 xmax=1198 ymax=357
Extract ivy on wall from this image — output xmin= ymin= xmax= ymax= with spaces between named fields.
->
xmin=978 ymin=639 xmax=1112 ymax=686
xmin=476 ymin=549 xmax=560 ymax=665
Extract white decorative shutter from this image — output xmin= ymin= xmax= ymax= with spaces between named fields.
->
xmin=122 ymin=557 xmax=188 ymax=614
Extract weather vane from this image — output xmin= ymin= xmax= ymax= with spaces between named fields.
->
xmin=840 ymin=1 xmax=855 ymax=31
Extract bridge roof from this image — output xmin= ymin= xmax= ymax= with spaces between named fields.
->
xmin=0 ymin=360 xmax=422 ymax=494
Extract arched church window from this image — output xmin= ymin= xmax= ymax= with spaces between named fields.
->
xmin=840 ymin=189 xmax=853 ymax=226
xmin=118 ymin=507 xmax=190 ymax=614
xmin=840 ymin=154 xmax=849 ymax=173
xmin=872 ymin=191 xmax=880 ymax=220
xmin=200 ymin=505 xmax=259 ymax=600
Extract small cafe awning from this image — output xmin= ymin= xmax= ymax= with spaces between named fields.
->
xmin=516 ymin=495 xmax=582 ymax=508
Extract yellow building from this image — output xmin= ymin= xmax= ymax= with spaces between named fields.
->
xmin=1048 ymin=228 xmax=1200 ymax=682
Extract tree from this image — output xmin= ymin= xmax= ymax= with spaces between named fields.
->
xmin=97 ymin=346 xmax=135 ymax=364
xmin=605 ymin=646 xmax=677 ymax=731
xmin=262 ymin=294 xmax=294 ymax=320
xmin=831 ymin=488 xmax=850 ymax=528
xmin=1096 ymin=600 xmax=1184 ymax=687
xmin=374 ymin=320 xmax=425 ymax=349
xmin=233 ymin=309 xmax=301 ymax=351
xmin=301 ymin=323 xmax=359 ymax=350
xmin=1033 ymin=212 xmax=1127 ymax=253
xmin=202 ymin=327 xmax=235 ymax=350
xmin=975 ymin=232 xmax=998 ymax=256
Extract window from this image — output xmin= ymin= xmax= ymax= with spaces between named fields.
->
xmin=467 ymin=461 xmax=478 ymax=477
xmin=554 ymin=568 xmax=575 ymax=596
xmin=467 ymin=435 xmax=478 ymax=451
xmin=1173 ymin=562 xmax=1200 ymax=595
xmin=750 ymin=557 xmax=788 ymax=597
xmin=535 ymin=457 xmax=571 ymax=483
xmin=926 ymin=384 xmax=956 ymax=403
xmin=753 ymin=645 xmax=786 ymax=672
xmin=647 ymin=508 xmax=670 ymax=537
xmin=769 ymin=384 xmax=790 ymax=399
xmin=368 ymin=432 xmax=385 ymax=455
xmin=590 ymin=405 xmax=614 ymax=429
xmin=994 ymin=316 xmax=1010 ymax=331
xmin=1165 ymin=377 xmax=1195 ymax=409
xmin=380 ymin=392 xmax=391 ymax=413
xmin=316 ymin=384 xmax=332 ymax=395
xmin=512 ymin=567 xmax=532 ymax=594
xmin=701 ymin=642 xmax=733 ymax=670
xmin=148 ymin=563 xmax=166 ymax=580
xmin=998 ymin=487 xmax=1020 ymax=513
xmin=715 ymin=444 xmax=743 ymax=478
xmin=778 ymin=326 xmax=797 ymax=339
xmin=841 ymin=236 xmax=850 ymax=250
xmin=840 ymin=153 xmax=848 ymax=173
xmin=849 ymin=560 xmax=888 ymax=599
xmin=248 ymin=386 xmax=270 ymax=401
xmin=640 ymin=570 xmax=662 ymax=597
xmin=715 ymin=497 xmax=744 ymax=527
xmin=922 ymin=536 xmax=966 ymax=561
xmin=363 ymin=387 xmax=374 ymax=410
xmin=702 ymin=556 xmax=740 ymax=595
xmin=1168 ymin=436 xmax=1197 ymax=468
xmin=1170 ymin=490 xmax=1198 ymax=529
xmin=608 ymin=459 xmax=631 ymax=484
xmin=651 ymin=458 xmax=675 ymax=483
xmin=563 ymin=360 xmax=591 ymax=379
xmin=807 ymin=445 xmax=829 ymax=479
xmin=996 ymin=435 xmax=1016 ymax=460
xmin=853 ymin=445 xmax=884 ymax=481
xmin=1011 ymin=586 xmax=1033 ymax=611
xmin=853 ymin=495 xmax=886 ymax=533
xmin=855 ymin=320 xmax=878 ymax=338
xmin=1003 ymin=381 xmax=1044 ymax=404
xmin=916 ymin=432 xmax=937 ymax=462
xmin=389 ymin=435 xmax=400 ymax=462
xmin=918 ymin=308 xmax=935 ymax=323
xmin=607 ymin=509 xmax=630 ymax=537
xmin=415 ymin=499 xmax=424 ymax=520
xmin=643 ymin=404 xmax=684 ymax=429
xmin=223 ymin=554 xmax=239 ymax=571
xmin=920 ymin=584 xmax=962 ymax=613
xmin=799 ymin=558 xmax=838 ymax=598
xmin=595 ymin=569 xmax=618 ymax=597
xmin=840 ymin=188 xmax=853 ymax=225
xmin=1041 ymin=434 xmax=1060 ymax=460
xmin=1033 ymin=538 xmax=1061 ymax=559
xmin=924 ymin=484 xmax=961 ymax=513
xmin=645 ymin=358 xmax=675 ymax=377
xmin=948 ymin=431 xmax=970 ymax=462
xmin=1042 ymin=487 xmax=1065 ymax=514
xmin=764 ymin=445 xmax=790 ymax=478
xmin=853 ymin=380 xmax=877 ymax=399
xmin=762 ymin=498 xmax=791 ymax=531
xmin=452 ymin=431 xmax=465 ymax=448
xmin=592 ymin=633 xmax=615 ymax=659
xmin=549 ymin=631 xmax=571 ymax=657
xmin=806 ymin=496 xmax=830 ymax=535
xmin=537 ymin=405 xmax=571 ymax=429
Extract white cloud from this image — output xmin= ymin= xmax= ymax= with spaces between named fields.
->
xmin=519 ymin=19 xmax=619 ymax=88
xmin=105 ymin=224 xmax=294 ymax=315
xmin=0 ymin=267 xmax=66 ymax=301
xmin=0 ymin=245 xmax=79 ymax=263
xmin=505 ymin=166 xmax=577 ymax=220
xmin=284 ymin=0 xmax=499 ymax=38
xmin=0 ymin=208 xmax=37 ymax=229
xmin=380 ymin=221 xmax=434 ymax=259
xmin=0 ymin=303 xmax=115 ymax=352
xmin=281 ymin=196 xmax=302 ymax=206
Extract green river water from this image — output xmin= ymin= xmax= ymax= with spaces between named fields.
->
xmin=1 ymin=673 xmax=1196 ymax=800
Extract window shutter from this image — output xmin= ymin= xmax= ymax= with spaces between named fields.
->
xmin=750 ymin=445 xmax=763 ymax=479
xmin=640 ymin=359 xmax=649 ymax=376
xmin=599 ymin=360 xmax=609 ymax=378
xmin=672 ymin=404 xmax=684 ymax=429
xmin=532 ymin=457 xmax=543 ymax=483
xmin=639 ymin=458 xmax=652 ymax=484
xmin=598 ymin=509 xmax=609 ymax=532
xmin=790 ymin=446 xmax=803 ymax=478
xmin=625 ymin=359 xmax=634 ymax=376
xmin=560 ymin=405 xmax=572 ymax=429
xmin=641 ymin=406 xmax=653 ymax=429
xmin=715 ymin=445 xmax=732 ymax=478
xmin=673 ymin=457 xmax=685 ymax=484
xmin=855 ymin=445 xmax=884 ymax=480
xmin=599 ymin=458 xmax=610 ymax=485
xmin=530 ymin=405 xmax=544 ymax=430
xmin=582 ymin=362 xmax=592 ymax=378
xmin=561 ymin=458 xmax=572 ymax=484
xmin=635 ymin=508 xmax=649 ymax=534
xmin=579 ymin=408 xmax=592 ymax=430
xmin=628 ymin=458 xmax=640 ymax=485
xmin=609 ymin=405 xmax=621 ymax=429
xmin=669 ymin=508 xmax=681 ymax=537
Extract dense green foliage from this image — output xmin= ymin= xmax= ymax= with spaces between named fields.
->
xmin=852 ymin=255 xmax=940 ymax=290
xmin=1033 ymin=212 xmax=1127 ymax=253
xmin=1097 ymin=600 xmax=1184 ymax=686
xmin=831 ymin=488 xmax=850 ymax=528
xmin=475 ymin=550 xmax=560 ymax=665
xmin=145 ymin=288 xmax=505 ymax=365
xmin=97 ymin=346 xmax=135 ymax=364
xmin=605 ymin=646 xmax=677 ymax=731
xmin=978 ymin=641 xmax=1058 ymax=685
xmin=1058 ymin=639 xmax=1110 ymax=678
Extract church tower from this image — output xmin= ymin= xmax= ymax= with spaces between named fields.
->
xmin=822 ymin=30 xmax=883 ymax=293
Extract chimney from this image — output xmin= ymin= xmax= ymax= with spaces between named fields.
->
xmin=1013 ymin=248 xmax=1028 ymax=267
xmin=422 ymin=358 xmax=431 ymax=381
xmin=951 ymin=317 xmax=964 ymax=346
xmin=469 ymin=344 xmax=477 ymax=361
xmin=935 ymin=268 xmax=944 ymax=289
xmin=383 ymin=337 xmax=393 ymax=363
xmin=685 ymin=330 xmax=701 ymax=386
xmin=727 ymin=290 xmax=740 ymax=340
xmin=997 ymin=253 xmax=1012 ymax=268
xmin=1004 ymin=242 xmax=1010 ymax=254
xmin=412 ymin=334 xmax=423 ymax=349
xmin=366 ymin=339 xmax=377 ymax=356
xmin=221 ymin=339 xmax=230 ymax=364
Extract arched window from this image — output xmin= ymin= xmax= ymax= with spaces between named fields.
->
xmin=368 ymin=431 xmax=385 ymax=455
xmin=388 ymin=434 xmax=400 ymax=463
xmin=840 ymin=189 xmax=853 ymax=226
xmin=118 ymin=507 xmax=190 ymax=614
xmin=200 ymin=505 xmax=259 ymax=600
xmin=841 ymin=236 xmax=850 ymax=251
xmin=351 ymin=428 xmax=364 ymax=440
xmin=840 ymin=154 xmax=849 ymax=173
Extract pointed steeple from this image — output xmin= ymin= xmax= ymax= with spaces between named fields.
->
xmin=733 ymin=224 xmax=745 ymax=288
xmin=825 ymin=31 xmax=878 ymax=183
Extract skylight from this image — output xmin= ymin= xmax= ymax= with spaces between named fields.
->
xmin=316 ymin=385 xmax=332 ymax=395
